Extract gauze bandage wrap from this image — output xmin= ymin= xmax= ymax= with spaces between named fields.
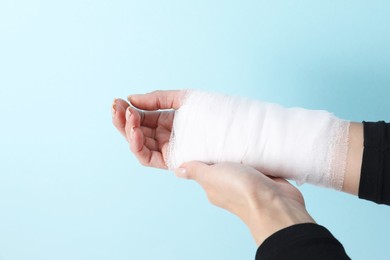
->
xmin=167 ymin=90 xmax=350 ymax=190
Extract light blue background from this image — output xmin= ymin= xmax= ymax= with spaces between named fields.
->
xmin=1 ymin=1 xmax=390 ymax=259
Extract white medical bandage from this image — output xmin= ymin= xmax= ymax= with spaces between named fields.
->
xmin=167 ymin=90 xmax=350 ymax=190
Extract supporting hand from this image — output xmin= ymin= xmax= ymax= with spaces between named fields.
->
xmin=175 ymin=162 xmax=315 ymax=245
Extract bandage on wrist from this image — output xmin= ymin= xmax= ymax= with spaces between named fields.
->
xmin=167 ymin=90 xmax=350 ymax=190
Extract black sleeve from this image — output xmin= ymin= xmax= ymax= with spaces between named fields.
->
xmin=255 ymin=223 xmax=350 ymax=260
xmin=358 ymin=121 xmax=390 ymax=205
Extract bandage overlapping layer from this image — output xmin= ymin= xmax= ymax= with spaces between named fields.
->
xmin=167 ymin=90 xmax=350 ymax=190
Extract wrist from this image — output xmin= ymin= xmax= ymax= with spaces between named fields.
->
xmin=245 ymin=195 xmax=315 ymax=246
xmin=342 ymin=122 xmax=363 ymax=195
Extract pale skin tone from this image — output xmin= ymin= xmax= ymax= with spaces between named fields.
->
xmin=111 ymin=90 xmax=364 ymax=245
xmin=174 ymin=162 xmax=315 ymax=245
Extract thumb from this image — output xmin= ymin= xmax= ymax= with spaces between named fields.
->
xmin=174 ymin=161 xmax=211 ymax=184
xmin=128 ymin=90 xmax=184 ymax=111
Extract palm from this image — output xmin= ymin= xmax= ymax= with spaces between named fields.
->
xmin=137 ymin=110 xmax=175 ymax=168
xmin=112 ymin=97 xmax=177 ymax=169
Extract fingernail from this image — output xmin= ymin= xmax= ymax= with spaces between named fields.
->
xmin=175 ymin=168 xmax=188 ymax=179
xmin=126 ymin=107 xmax=131 ymax=121
xmin=112 ymin=98 xmax=117 ymax=115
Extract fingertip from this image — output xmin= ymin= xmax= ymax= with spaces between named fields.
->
xmin=125 ymin=107 xmax=131 ymax=122
xmin=114 ymin=99 xmax=130 ymax=123
xmin=125 ymin=107 xmax=141 ymax=134
xmin=174 ymin=168 xmax=188 ymax=179
xmin=111 ymin=98 xmax=117 ymax=115
xmin=127 ymin=94 xmax=140 ymax=106
xmin=112 ymin=99 xmax=129 ymax=138
xmin=116 ymin=98 xmax=130 ymax=109
xmin=178 ymin=161 xmax=210 ymax=181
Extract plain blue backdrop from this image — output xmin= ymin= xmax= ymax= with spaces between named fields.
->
xmin=1 ymin=1 xmax=390 ymax=259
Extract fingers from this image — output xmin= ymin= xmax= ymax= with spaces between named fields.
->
xmin=140 ymin=111 xmax=164 ymax=129
xmin=125 ymin=106 xmax=142 ymax=136
xmin=125 ymin=106 xmax=143 ymax=150
xmin=124 ymin=106 xmax=160 ymax=140
xmin=128 ymin=90 xmax=185 ymax=111
xmin=174 ymin=161 xmax=211 ymax=184
xmin=131 ymin=129 xmax=165 ymax=165
xmin=112 ymin=98 xmax=130 ymax=138
xmin=127 ymin=106 xmax=172 ymax=129
xmin=113 ymin=94 xmax=174 ymax=169
xmin=116 ymin=99 xmax=162 ymax=130
xmin=127 ymin=122 xmax=168 ymax=168
xmin=125 ymin=106 xmax=168 ymax=169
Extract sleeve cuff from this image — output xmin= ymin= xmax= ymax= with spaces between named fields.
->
xmin=359 ymin=121 xmax=390 ymax=205
xmin=255 ymin=223 xmax=349 ymax=260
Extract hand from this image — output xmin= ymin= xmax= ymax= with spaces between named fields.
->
xmin=175 ymin=162 xmax=315 ymax=245
xmin=112 ymin=90 xmax=185 ymax=168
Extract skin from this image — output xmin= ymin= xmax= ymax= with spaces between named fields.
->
xmin=343 ymin=122 xmax=364 ymax=195
xmin=112 ymin=90 xmax=181 ymax=168
xmin=174 ymin=162 xmax=315 ymax=245
xmin=111 ymin=89 xmax=364 ymax=244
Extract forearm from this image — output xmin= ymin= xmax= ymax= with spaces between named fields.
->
xmin=342 ymin=122 xmax=364 ymax=195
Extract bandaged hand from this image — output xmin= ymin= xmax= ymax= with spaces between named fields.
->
xmin=112 ymin=89 xmax=352 ymax=190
